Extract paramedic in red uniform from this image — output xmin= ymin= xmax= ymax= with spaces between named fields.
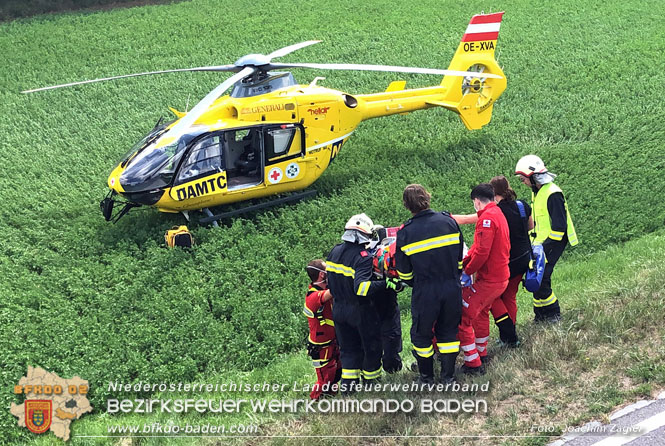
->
xmin=303 ymin=259 xmax=342 ymax=400
xmin=459 ymin=183 xmax=510 ymax=374
xmin=453 ymin=176 xmax=534 ymax=347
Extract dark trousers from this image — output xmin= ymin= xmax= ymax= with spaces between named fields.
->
xmin=374 ymin=289 xmax=402 ymax=370
xmin=334 ymin=303 xmax=383 ymax=379
xmin=411 ymin=281 xmax=462 ymax=356
xmin=533 ymin=241 xmax=567 ymax=319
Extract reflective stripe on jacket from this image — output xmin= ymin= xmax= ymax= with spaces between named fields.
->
xmin=532 ymin=183 xmax=578 ymax=246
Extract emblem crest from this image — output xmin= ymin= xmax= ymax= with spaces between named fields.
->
xmin=25 ymin=400 xmax=52 ymax=434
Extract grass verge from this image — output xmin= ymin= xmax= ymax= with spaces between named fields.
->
xmin=20 ymin=230 xmax=664 ymax=445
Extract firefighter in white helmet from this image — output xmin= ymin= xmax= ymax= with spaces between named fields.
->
xmin=326 ymin=213 xmax=388 ymax=393
xmin=515 ymin=155 xmax=579 ymax=322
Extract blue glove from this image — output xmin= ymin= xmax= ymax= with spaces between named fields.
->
xmin=460 ymin=273 xmax=473 ymax=288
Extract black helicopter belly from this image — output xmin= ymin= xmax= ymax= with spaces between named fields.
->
xmin=101 ymin=189 xmax=164 ymax=223
xmin=121 ymin=189 xmax=165 ymax=206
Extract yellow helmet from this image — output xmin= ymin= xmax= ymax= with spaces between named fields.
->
xmin=515 ymin=155 xmax=547 ymax=177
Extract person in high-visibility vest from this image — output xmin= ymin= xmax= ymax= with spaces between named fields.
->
xmin=515 ymin=155 xmax=579 ymax=322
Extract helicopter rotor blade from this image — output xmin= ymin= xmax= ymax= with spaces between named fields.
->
xmin=153 ymin=66 xmax=255 ymax=149
xmin=267 ymin=40 xmax=322 ymax=60
xmin=21 ymin=65 xmax=240 ymax=93
xmin=268 ymin=62 xmax=502 ymax=79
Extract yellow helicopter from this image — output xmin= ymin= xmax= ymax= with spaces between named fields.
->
xmin=24 ymin=12 xmax=507 ymax=224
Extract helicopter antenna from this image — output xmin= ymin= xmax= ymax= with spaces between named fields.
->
xmin=309 ymin=77 xmax=326 ymax=87
xmin=185 ymin=94 xmax=191 ymax=113
xmin=152 ymin=116 xmax=163 ymax=131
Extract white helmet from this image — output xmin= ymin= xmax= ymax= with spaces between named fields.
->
xmin=342 ymin=213 xmax=374 ymax=244
xmin=344 ymin=213 xmax=374 ymax=234
xmin=515 ymin=155 xmax=547 ymax=177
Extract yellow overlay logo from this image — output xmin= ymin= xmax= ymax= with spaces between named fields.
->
xmin=10 ymin=366 xmax=92 ymax=441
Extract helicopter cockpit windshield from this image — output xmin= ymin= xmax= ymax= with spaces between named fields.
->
xmin=120 ymin=133 xmax=194 ymax=193
xmin=119 ymin=120 xmax=172 ymax=167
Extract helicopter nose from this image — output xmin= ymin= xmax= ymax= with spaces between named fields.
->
xmin=108 ymin=175 xmax=124 ymax=193
xmin=115 ymin=171 xmax=165 ymax=205
xmin=118 ymin=187 xmax=165 ymax=206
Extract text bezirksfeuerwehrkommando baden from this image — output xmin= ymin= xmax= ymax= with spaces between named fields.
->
xmin=107 ymin=397 xmax=487 ymax=414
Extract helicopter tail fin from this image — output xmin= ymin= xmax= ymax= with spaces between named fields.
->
xmin=436 ymin=12 xmax=507 ymax=130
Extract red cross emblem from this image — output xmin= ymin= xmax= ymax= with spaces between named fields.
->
xmin=268 ymin=167 xmax=283 ymax=184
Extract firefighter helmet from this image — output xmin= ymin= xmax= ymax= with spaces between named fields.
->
xmin=342 ymin=213 xmax=374 ymax=244
xmin=515 ymin=155 xmax=547 ymax=177
xmin=344 ymin=213 xmax=374 ymax=235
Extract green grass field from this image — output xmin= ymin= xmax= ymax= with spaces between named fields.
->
xmin=1 ymin=0 xmax=664 ymax=443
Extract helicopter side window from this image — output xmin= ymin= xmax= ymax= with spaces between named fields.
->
xmin=265 ymin=128 xmax=298 ymax=162
xmin=176 ymin=135 xmax=223 ymax=183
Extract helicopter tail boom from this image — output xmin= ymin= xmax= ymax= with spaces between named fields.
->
xmin=437 ymin=12 xmax=507 ymax=130
xmin=353 ymin=12 xmax=506 ymax=129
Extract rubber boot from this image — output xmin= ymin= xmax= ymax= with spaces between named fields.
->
xmin=415 ymin=355 xmax=434 ymax=384
xmin=383 ymin=356 xmax=403 ymax=374
xmin=439 ymin=353 xmax=457 ymax=384
xmin=461 ymin=364 xmax=486 ymax=375
xmin=496 ymin=316 xmax=519 ymax=347
xmin=340 ymin=378 xmax=359 ymax=396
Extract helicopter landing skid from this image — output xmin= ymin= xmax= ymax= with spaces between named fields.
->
xmin=201 ymin=208 xmax=219 ymax=228
xmin=199 ymin=189 xmax=317 ymax=225
xmin=100 ymin=191 xmax=141 ymax=224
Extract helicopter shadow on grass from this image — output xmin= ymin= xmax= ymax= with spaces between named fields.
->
xmin=423 ymin=133 xmax=496 ymax=166
xmin=311 ymin=158 xmax=371 ymax=195
xmin=360 ymin=131 xmax=496 ymax=182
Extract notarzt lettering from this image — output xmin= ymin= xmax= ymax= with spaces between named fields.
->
xmin=329 ymin=139 xmax=344 ymax=164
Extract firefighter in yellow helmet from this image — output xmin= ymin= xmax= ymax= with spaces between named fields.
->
xmin=515 ymin=155 xmax=578 ymax=322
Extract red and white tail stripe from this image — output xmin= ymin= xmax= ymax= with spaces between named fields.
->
xmin=462 ymin=12 xmax=504 ymax=42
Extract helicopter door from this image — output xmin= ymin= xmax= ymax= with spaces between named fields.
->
xmin=225 ymin=127 xmax=263 ymax=190
xmin=172 ymin=134 xmax=225 ymax=201
xmin=263 ymin=124 xmax=304 ymax=184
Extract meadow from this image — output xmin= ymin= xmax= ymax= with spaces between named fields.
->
xmin=1 ymin=0 xmax=664 ymax=443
